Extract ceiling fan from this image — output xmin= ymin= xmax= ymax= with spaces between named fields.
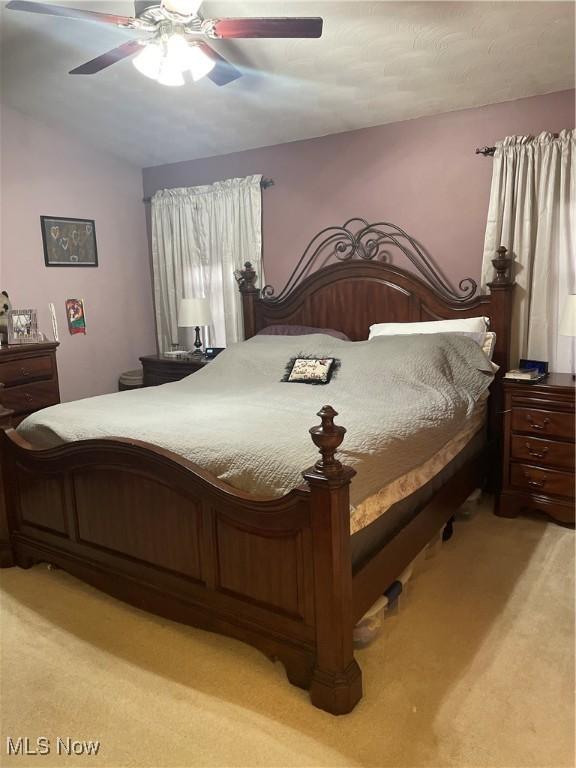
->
xmin=5 ymin=0 xmax=323 ymax=86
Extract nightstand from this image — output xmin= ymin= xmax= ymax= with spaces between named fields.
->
xmin=140 ymin=354 xmax=211 ymax=387
xmin=497 ymin=373 xmax=575 ymax=525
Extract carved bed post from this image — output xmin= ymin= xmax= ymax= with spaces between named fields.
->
xmin=303 ymin=406 xmax=362 ymax=715
xmin=487 ymin=245 xmax=514 ymax=368
xmin=487 ymin=246 xmax=515 ymax=491
xmin=237 ymin=261 xmax=259 ymax=339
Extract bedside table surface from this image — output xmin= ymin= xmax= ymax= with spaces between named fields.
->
xmin=140 ymin=354 xmax=210 ymax=366
xmin=503 ymin=372 xmax=575 ymax=393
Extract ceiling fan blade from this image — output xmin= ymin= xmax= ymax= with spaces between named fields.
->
xmin=5 ymin=0 xmax=139 ymax=27
xmin=69 ymin=40 xmax=142 ymax=75
xmin=209 ymin=17 xmax=323 ymax=39
xmin=196 ymin=43 xmax=242 ymax=86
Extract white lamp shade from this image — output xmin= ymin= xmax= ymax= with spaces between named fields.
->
xmin=178 ymin=298 xmax=212 ymax=328
xmin=559 ymin=295 xmax=576 ymax=337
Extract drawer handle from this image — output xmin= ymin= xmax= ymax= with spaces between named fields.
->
xmin=526 ymin=415 xmax=550 ymax=431
xmin=523 ymin=469 xmax=546 ymax=489
xmin=24 ymin=393 xmax=33 ymax=403
xmin=525 ymin=442 xmax=549 ymax=460
xmin=20 ymin=367 xmax=30 ymax=377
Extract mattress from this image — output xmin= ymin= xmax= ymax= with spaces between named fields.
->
xmin=351 ymin=415 xmax=486 ymax=567
xmin=351 ymin=395 xmax=487 ymax=533
xmin=17 ymin=334 xmax=494 ymax=519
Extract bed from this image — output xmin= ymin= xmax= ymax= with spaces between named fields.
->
xmin=0 ymin=219 xmax=514 ymax=715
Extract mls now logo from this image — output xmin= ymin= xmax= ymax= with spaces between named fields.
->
xmin=6 ymin=737 xmax=101 ymax=756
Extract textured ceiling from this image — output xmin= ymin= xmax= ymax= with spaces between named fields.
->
xmin=1 ymin=1 xmax=574 ymax=167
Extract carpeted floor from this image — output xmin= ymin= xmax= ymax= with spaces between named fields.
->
xmin=0 ymin=498 xmax=573 ymax=768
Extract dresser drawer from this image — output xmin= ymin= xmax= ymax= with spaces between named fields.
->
xmin=511 ymin=435 xmax=575 ymax=470
xmin=511 ymin=407 xmax=574 ymax=441
xmin=0 ymin=354 xmax=55 ymax=387
xmin=2 ymin=380 xmax=60 ymax=415
xmin=510 ymin=463 xmax=574 ymax=499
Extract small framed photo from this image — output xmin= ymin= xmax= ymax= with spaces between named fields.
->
xmin=41 ymin=216 xmax=98 ymax=267
xmin=7 ymin=309 xmax=40 ymax=344
xmin=65 ymin=298 xmax=87 ymax=335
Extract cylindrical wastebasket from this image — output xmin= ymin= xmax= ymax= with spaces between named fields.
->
xmin=118 ymin=368 xmax=143 ymax=392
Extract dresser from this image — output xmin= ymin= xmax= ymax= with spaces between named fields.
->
xmin=0 ymin=342 xmax=60 ymax=426
xmin=140 ymin=354 xmax=210 ymax=387
xmin=497 ymin=374 xmax=575 ymax=524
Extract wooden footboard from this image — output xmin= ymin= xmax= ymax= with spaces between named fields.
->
xmin=0 ymin=406 xmax=362 ymax=715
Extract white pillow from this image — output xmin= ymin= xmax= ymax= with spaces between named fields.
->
xmin=482 ymin=331 xmax=496 ymax=360
xmin=368 ymin=316 xmax=489 ymax=339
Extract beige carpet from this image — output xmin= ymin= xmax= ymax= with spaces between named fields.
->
xmin=0 ymin=498 xmax=573 ymax=768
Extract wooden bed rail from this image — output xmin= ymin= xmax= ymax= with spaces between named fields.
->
xmin=0 ymin=405 xmax=362 ymax=715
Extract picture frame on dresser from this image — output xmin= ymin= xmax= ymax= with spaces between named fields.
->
xmin=7 ymin=309 xmax=41 ymax=345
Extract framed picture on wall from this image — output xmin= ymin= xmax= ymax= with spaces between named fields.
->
xmin=41 ymin=216 xmax=98 ymax=267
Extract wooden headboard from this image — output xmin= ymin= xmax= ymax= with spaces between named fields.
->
xmin=237 ymin=218 xmax=514 ymax=376
xmin=237 ymin=219 xmax=515 ymax=472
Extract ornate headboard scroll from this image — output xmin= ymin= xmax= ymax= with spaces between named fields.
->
xmin=260 ymin=218 xmax=477 ymax=304
xmin=237 ymin=218 xmax=514 ymax=372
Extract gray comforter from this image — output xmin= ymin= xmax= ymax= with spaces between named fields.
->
xmin=18 ymin=334 xmax=494 ymax=506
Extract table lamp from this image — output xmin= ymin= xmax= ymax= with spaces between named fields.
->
xmin=559 ymin=294 xmax=576 ymax=380
xmin=178 ymin=298 xmax=212 ymax=357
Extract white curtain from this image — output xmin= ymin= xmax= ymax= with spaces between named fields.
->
xmin=151 ymin=174 xmax=263 ymax=352
xmin=481 ymin=130 xmax=575 ymax=372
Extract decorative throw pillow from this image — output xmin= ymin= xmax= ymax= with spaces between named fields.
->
xmin=282 ymin=356 xmax=339 ymax=384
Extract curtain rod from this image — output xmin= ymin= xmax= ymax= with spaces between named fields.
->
xmin=476 ymin=133 xmax=560 ymax=157
xmin=142 ymin=177 xmax=274 ymax=203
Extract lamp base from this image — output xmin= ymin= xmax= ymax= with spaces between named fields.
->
xmin=193 ymin=325 xmax=204 ymax=356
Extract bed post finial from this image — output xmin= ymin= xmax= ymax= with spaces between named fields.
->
xmin=235 ymin=262 xmax=259 ymax=339
xmin=237 ymin=261 xmax=257 ymax=292
xmin=490 ymin=245 xmax=512 ymax=285
xmin=308 ymin=405 xmax=347 ymax=477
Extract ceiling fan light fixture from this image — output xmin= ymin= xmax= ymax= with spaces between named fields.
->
xmin=156 ymin=58 xmax=186 ymax=87
xmin=166 ymin=33 xmax=193 ymax=69
xmin=132 ymin=42 xmax=162 ymax=80
xmin=187 ymin=44 xmax=215 ymax=81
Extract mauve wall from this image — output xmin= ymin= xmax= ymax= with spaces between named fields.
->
xmin=143 ymin=90 xmax=575 ymax=293
xmin=1 ymin=106 xmax=156 ymax=402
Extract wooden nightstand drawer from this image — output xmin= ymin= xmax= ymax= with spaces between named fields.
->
xmin=0 ymin=354 xmax=55 ymax=387
xmin=511 ymin=407 xmax=573 ymax=441
xmin=511 ymin=435 xmax=575 ymax=470
xmin=139 ymin=355 xmax=211 ymax=387
xmin=510 ymin=463 xmax=574 ymax=500
xmin=2 ymin=380 xmax=60 ymax=416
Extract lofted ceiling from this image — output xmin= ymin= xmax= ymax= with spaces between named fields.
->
xmin=1 ymin=1 xmax=574 ymax=167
